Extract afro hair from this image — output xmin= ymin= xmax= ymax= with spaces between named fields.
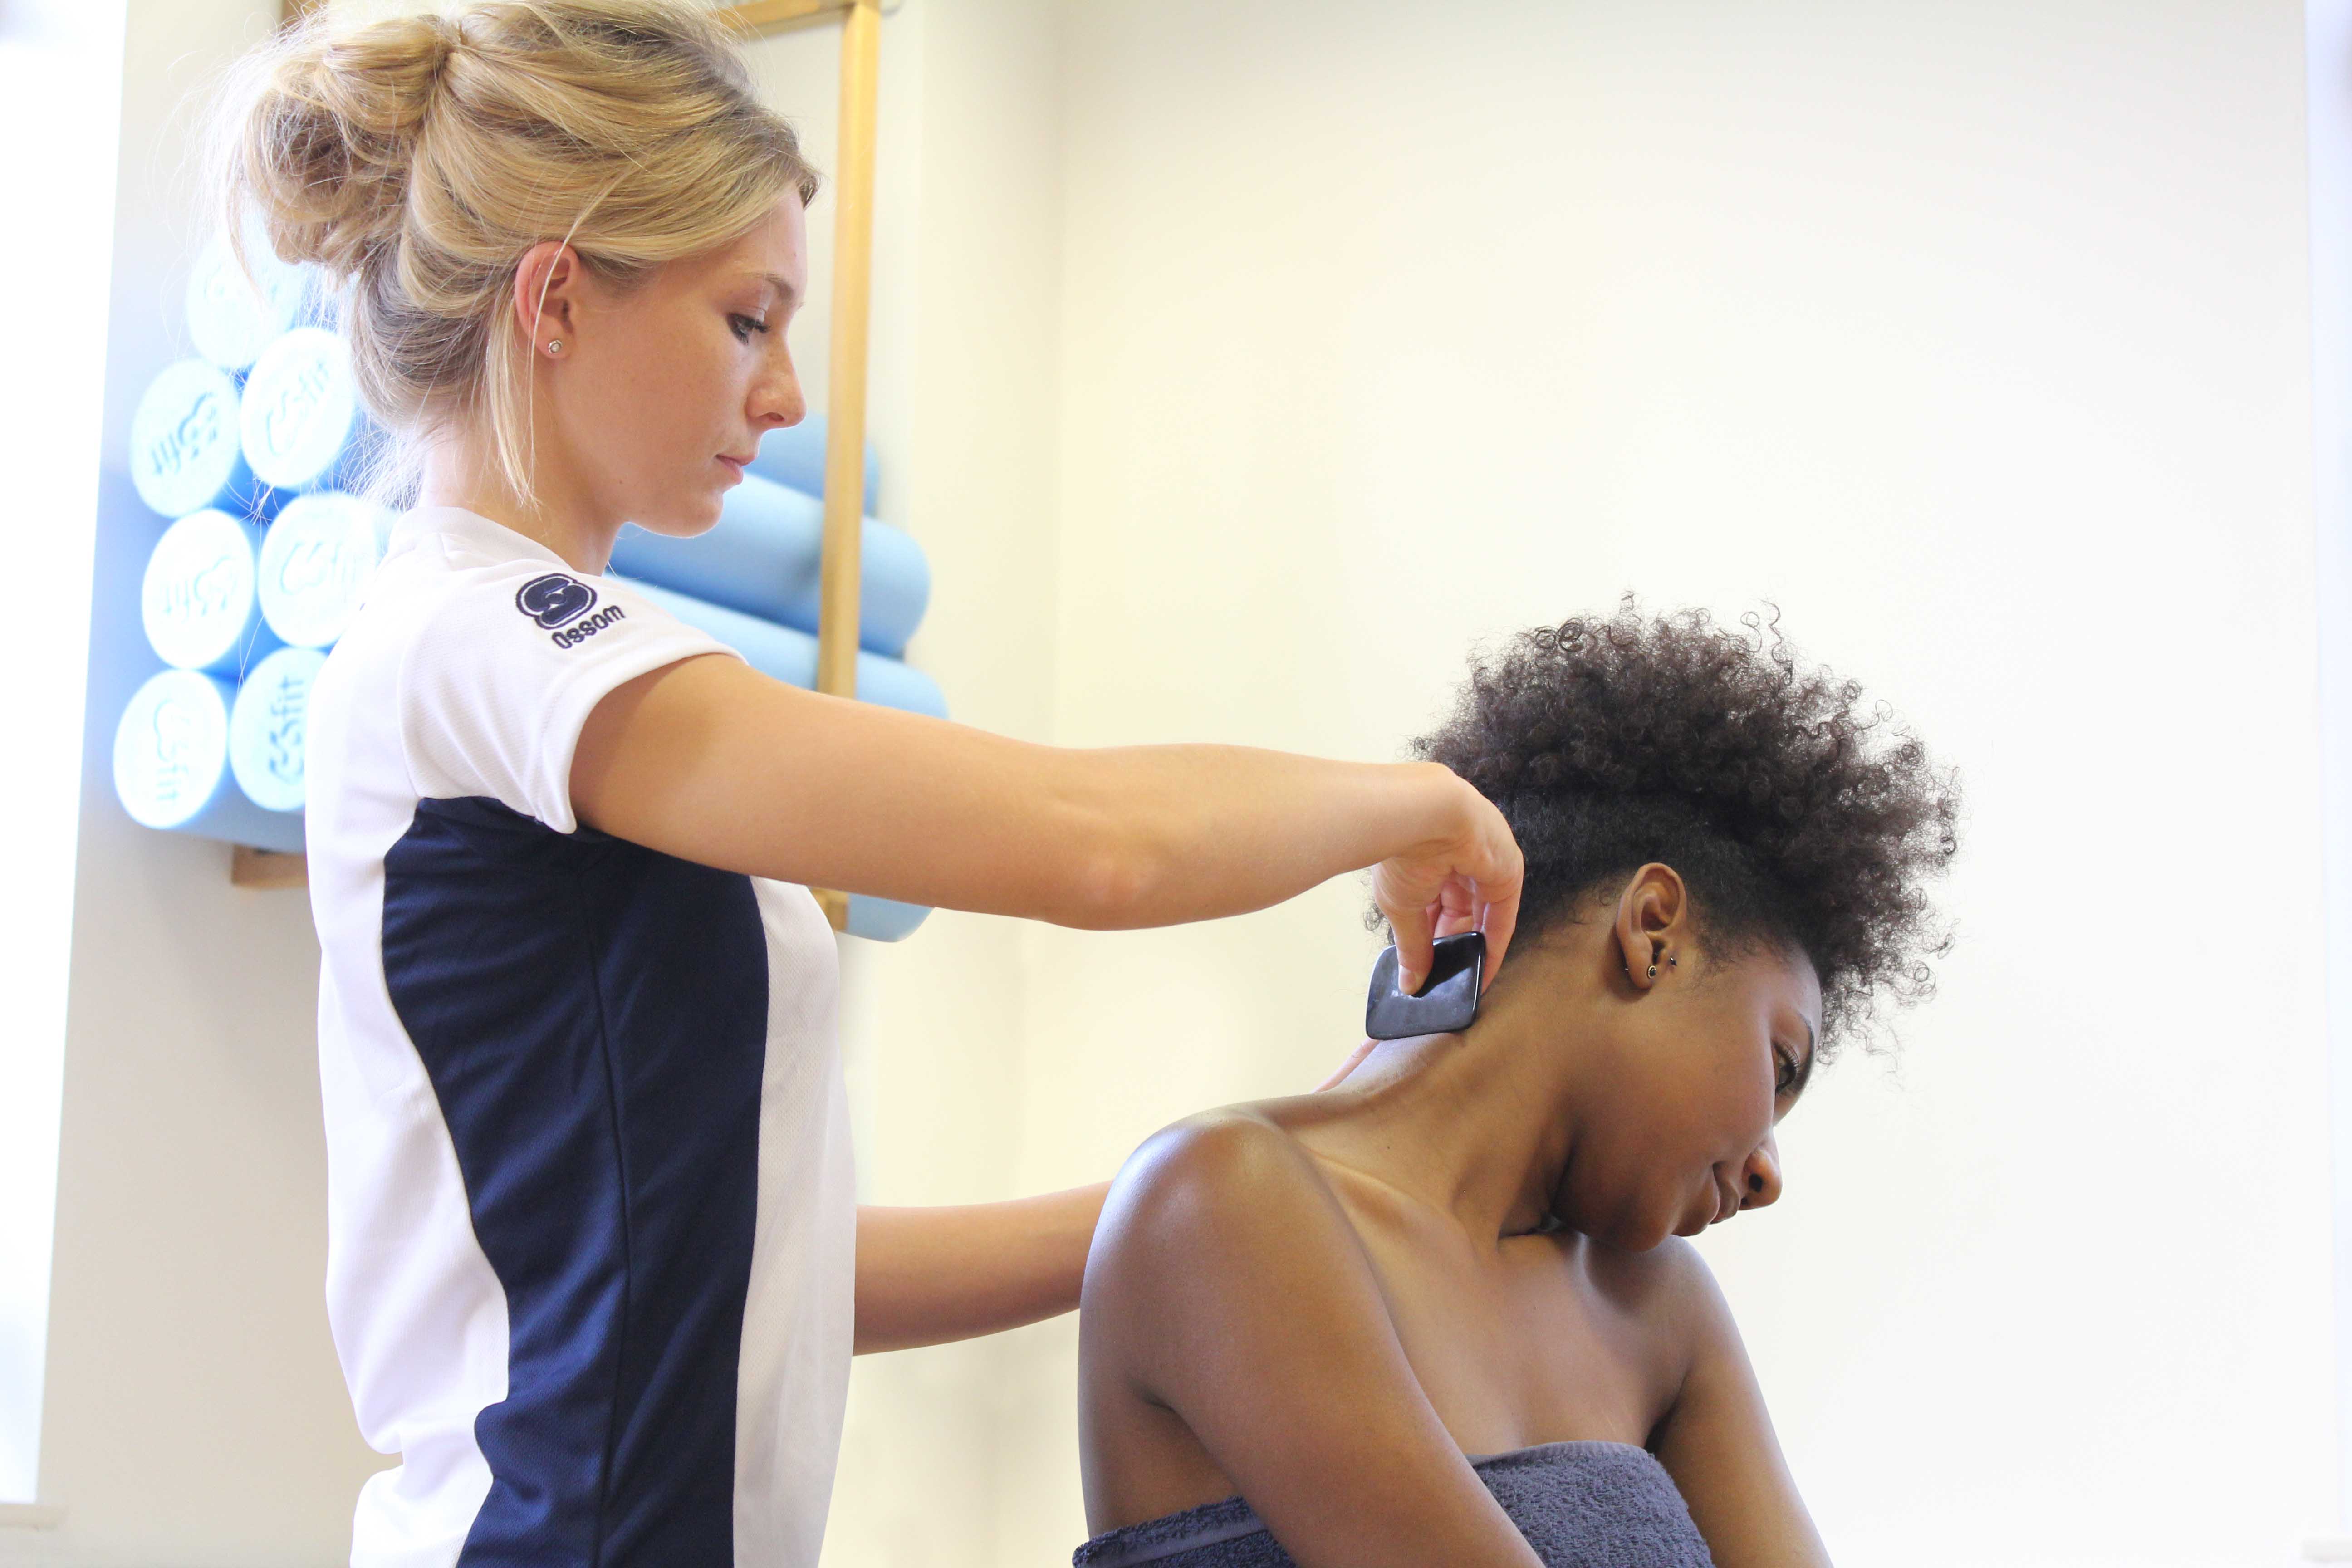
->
xmin=1402 ymin=599 xmax=1959 ymax=1055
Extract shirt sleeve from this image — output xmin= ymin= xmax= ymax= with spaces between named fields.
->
xmin=398 ymin=562 xmax=742 ymax=833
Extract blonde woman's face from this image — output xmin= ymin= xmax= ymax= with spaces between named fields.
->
xmin=549 ymin=194 xmax=811 ymax=537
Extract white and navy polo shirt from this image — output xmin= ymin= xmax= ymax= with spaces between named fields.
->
xmin=304 ymin=505 xmax=855 ymax=1568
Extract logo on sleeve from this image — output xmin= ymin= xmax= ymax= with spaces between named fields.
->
xmin=515 ymin=572 xmax=628 ymax=649
xmin=515 ymin=573 xmax=597 ymax=628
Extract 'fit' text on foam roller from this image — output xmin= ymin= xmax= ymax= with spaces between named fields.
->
xmin=259 ymin=491 xmax=389 ymax=649
xmin=130 ymin=359 xmax=272 ymax=520
xmin=113 ymin=669 xmax=304 ymax=853
xmin=229 ymin=647 xmax=325 ymax=813
xmin=241 ymin=326 xmax=362 ymax=494
xmin=142 ymin=508 xmax=279 ymax=675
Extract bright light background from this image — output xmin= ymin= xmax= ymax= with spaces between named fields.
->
xmin=0 ymin=0 xmax=125 ymax=1510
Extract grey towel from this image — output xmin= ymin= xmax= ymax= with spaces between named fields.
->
xmin=1073 ymin=1440 xmax=1715 ymax=1568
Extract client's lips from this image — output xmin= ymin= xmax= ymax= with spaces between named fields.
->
xmin=718 ymin=454 xmax=750 ymax=481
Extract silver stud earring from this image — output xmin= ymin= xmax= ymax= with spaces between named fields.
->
xmin=546 ymin=339 xmax=563 ymax=355
xmin=1667 ymin=955 xmax=1678 ymax=969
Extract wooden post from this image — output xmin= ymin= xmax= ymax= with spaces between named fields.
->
xmin=808 ymin=0 xmax=882 ymax=933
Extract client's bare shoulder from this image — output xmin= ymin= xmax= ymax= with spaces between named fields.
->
xmin=1081 ymin=1101 xmax=1357 ymax=1352
xmin=1583 ymin=1229 xmax=1731 ymax=1354
xmin=1078 ymin=1101 xmax=1398 ymax=1531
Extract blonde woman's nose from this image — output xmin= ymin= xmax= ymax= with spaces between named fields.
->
xmin=757 ymin=361 xmax=807 ymax=431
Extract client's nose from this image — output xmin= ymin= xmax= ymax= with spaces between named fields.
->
xmin=1738 ymin=1132 xmax=1783 ymax=1211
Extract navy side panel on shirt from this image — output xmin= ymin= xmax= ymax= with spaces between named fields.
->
xmin=382 ymin=797 xmax=769 ymax=1567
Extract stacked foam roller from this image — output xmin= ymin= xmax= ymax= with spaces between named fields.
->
xmin=608 ymin=424 xmax=941 ymax=941
xmin=113 ymin=238 xmax=941 ymax=941
xmin=113 ymin=235 xmax=373 ymax=856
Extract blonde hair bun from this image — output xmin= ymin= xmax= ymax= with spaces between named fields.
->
xmin=211 ymin=0 xmax=821 ymax=500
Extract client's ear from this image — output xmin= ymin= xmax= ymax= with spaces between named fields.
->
xmin=1612 ymin=863 xmax=1690 ymax=992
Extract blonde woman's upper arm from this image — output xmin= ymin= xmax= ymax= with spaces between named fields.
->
xmin=570 ymin=651 xmax=1119 ymax=921
xmin=1082 ymin=1114 xmax=1545 ymax=1568
xmin=1648 ymin=1248 xmax=1833 ymax=1568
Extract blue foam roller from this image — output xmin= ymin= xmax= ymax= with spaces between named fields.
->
xmin=229 ymin=647 xmax=326 ymax=813
xmin=241 ymin=326 xmax=362 ymax=494
xmin=258 ymin=490 xmax=389 ymax=648
xmin=608 ymin=473 xmax=930 ymax=657
xmin=845 ymin=895 xmax=932 ymax=942
xmin=620 ymin=577 xmax=947 ymax=718
xmin=186 ymin=231 xmax=314 ymax=373
xmin=113 ymin=669 xmax=304 ymax=853
xmin=620 ymin=579 xmax=942 ymax=942
xmin=129 ymin=359 xmax=271 ymax=520
xmin=748 ymin=416 xmax=880 ymax=511
xmin=142 ymin=508 xmax=279 ymax=675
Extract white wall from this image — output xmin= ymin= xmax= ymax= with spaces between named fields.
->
xmin=0 ymin=0 xmax=126 ymax=1519
xmin=968 ymin=2 xmax=2339 ymax=1566
xmin=751 ymin=3 xmax=1077 ymax=1563
xmin=2305 ymin=0 xmax=2352 ymax=1548
xmin=14 ymin=3 xmax=397 ymax=1563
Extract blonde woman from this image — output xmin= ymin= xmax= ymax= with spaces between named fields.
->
xmin=213 ymin=5 xmax=1523 ymax=1563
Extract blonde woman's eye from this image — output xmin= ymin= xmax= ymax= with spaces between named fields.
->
xmin=729 ymin=314 xmax=768 ymax=342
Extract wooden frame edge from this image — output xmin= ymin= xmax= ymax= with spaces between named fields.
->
xmin=718 ymin=0 xmax=862 ymax=38
xmin=231 ymin=845 xmax=310 ymax=891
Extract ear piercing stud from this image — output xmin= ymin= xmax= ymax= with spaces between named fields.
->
xmin=546 ymin=340 xmax=563 ymax=355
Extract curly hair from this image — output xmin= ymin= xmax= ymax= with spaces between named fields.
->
xmin=1404 ymin=599 xmax=1959 ymax=1054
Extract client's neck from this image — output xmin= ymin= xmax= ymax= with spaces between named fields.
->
xmin=1314 ymin=961 xmax=1591 ymax=1245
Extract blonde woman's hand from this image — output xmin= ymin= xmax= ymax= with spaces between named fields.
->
xmin=1369 ymin=767 xmax=1524 ymax=996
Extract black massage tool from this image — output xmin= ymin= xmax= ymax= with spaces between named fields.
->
xmin=1363 ymin=930 xmax=1485 ymax=1040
